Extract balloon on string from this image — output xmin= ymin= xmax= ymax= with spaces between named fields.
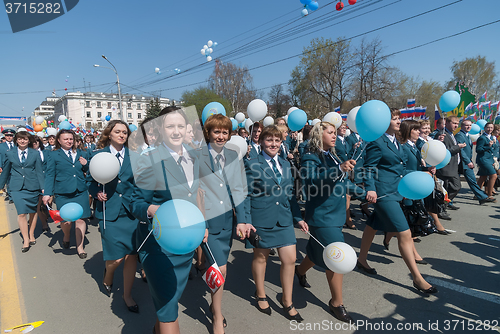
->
xmin=235 ymin=112 xmax=245 ymax=123
xmin=301 ymin=8 xmax=309 ymax=16
xmin=58 ymin=115 xmax=67 ymax=122
xmin=207 ymin=40 xmax=213 ymax=47
xmin=347 ymin=106 xmax=360 ymax=133
xmin=231 ymin=118 xmax=238 ymax=131
xmin=311 ymin=118 xmax=321 ymax=126
xmin=477 ymin=119 xmax=487 ymax=130
xmin=225 ymin=135 xmax=249 ymax=160
xmin=435 ymin=149 xmax=451 ymax=169
xmin=239 ymin=121 xmax=245 ymax=129
xmin=322 ymin=242 xmax=357 ymax=274
xmin=89 ymin=152 xmax=120 ymax=184
xmin=336 ymin=1 xmax=344 ymax=10
xmin=65 ymin=79 xmax=68 ymax=82
xmin=308 ymin=1 xmax=319 ymax=10
xmin=46 ymin=127 xmax=57 ymax=136
xmin=355 ymin=100 xmax=391 ymax=142
xmin=469 ymin=133 xmax=480 ymax=142
xmin=201 ymin=49 xmax=206 ymax=55
xmin=129 ymin=124 xmax=138 ymax=132
xmin=105 ymin=115 xmax=111 ymax=121
xmin=35 ymin=116 xmax=44 ymax=124
xmin=174 ymin=68 xmax=181 ymax=74
xmin=348 ymin=0 xmax=357 ymax=4
xmin=439 ymin=91 xmax=460 ymax=112
xmin=207 ymin=56 xmax=212 ymax=62
xmin=152 ymin=199 xmax=206 ymax=255
xmin=287 ymin=107 xmax=298 ymax=115
xmin=245 ymin=119 xmax=254 ymax=133
xmin=155 ymin=67 xmax=160 ymax=73
xmin=247 ymin=99 xmax=268 ymax=122
xmin=17 ymin=128 xmax=27 ymax=132
xmin=101 ymin=116 xmax=106 ymax=122
xmin=469 ymin=124 xmax=481 ymax=135
xmin=202 ymin=102 xmax=226 ymax=124
xmin=34 ymin=124 xmax=43 ymax=132
xmin=345 ymin=129 xmax=351 ymax=137
xmin=59 ymin=203 xmax=84 ymax=222
xmin=283 ymin=115 xmax=288 ymax=123
xmin=300 ymin=0 xmax=312 ymax=4
xmin=59 ymin=121 xmax=71 ymax=130
xmin=398 ymin=171 xmax=434 ymax=200
xmin=263 ymin=116 xmax=274 ymax=127
xmin=36 ymin=132 xmax=45 ymax=137
xmin=288 ymin=109 xmax=307 ymax=131
xmin=323 ymin=112 xmax=342 ymax=129
xmin=421 ymin=139 xmax=446 ymax=166
xmin=213 ymin=42 xmax=218 ymax=47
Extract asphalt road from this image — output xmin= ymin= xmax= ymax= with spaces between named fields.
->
xmin=1 ymin=182 xmax=499 ymax=334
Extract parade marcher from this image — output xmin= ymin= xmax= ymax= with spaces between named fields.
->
xmin=237 ymin=128 xmax=248 ymax=139
xmin=42 ymin=129 xmax=91 ymax=259
xmin=184 ymin=123 xmax=195 ymax=149
xmin=199 ymin=114 xmax=248 ymax=334
xmin=246 ymin=122 xmax=263 ymax=160
xmin=0 ymin=131 xmax=44 ymax=252
xmin=0 ymin=128 xmax=17 ymax=203
xmin=295 ymin=121 xmax=362 ymax=323
xmin=46 ymin=134 xmax=56 ymax=151
xmin=476 ymin=122 xmax=498 ymax=198
xmin=244 ymin=125 xmax=308 ymax=322
xmin=455 ymin=120 xmax=494 ymax=205
xmin=88 ymin=120 xmax=140 ymax=313
xmin=84 ymin=134 xmax=96 ymax=151
xmin=130 ymin=106 xmax=208 ymax=334
xmin=30 ymin=136 xmax=50 ymax=232
xmin=357 ymin=108 xmax=437 ymax=294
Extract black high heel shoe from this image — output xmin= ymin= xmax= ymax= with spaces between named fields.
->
xmin=413 ymin=281 xmax=438 ymax=294
xmin=356 ymin=261 xmax=377 ymax=275
xmin=103 ymin=268 xmax=113 ymax=297
xmin=383 ymin=232 xmax=390 ymax=251
xmin=329 ymin=300 xmax=354 ymax=323
xmin=254 ymin=291 xmax=271 ymax=315
xmin=359 ymin=203 xmax=371 ymax=218
xmin=123 ymin=296 xmax=139 ymax=313
xmin=295 ymin=265 xmax=311 ymax=288
xmin=209 ymin=303 xmax=227 ymax=328
xmin=279 ymin=299 xmax=303 ymax=322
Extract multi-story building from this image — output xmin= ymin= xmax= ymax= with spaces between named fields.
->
xmin=53 ymin=92 xmax=173 ymax=130
xmin=29 ymin=94 xmax=58 ymax=124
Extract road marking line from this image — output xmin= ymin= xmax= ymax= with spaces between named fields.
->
xmin=427 ymin=277 xmax=500 ymax=305
xmin=489 ymin=237 xmax=500 ymax=241
xmin=0 ymin=201 xmax=25 ymax=329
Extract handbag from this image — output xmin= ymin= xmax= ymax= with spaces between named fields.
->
xmin=247 ymin=229 xmax=262 ymax=248
xmin=493 ymin=157 xmax=499 ymax=170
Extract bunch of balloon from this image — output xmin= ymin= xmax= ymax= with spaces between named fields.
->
xmin=300 ymin=0 xmax=319 ymax=16
xmin=89 ymin=152 xmax=121 ymax=230
xmin=201 ymin=40 xmax=218 ymax=62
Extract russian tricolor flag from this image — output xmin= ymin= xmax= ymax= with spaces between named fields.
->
xmin=407 ymin=98 xmax=416 ymax=108
xmin=334 ymin=106 xmax=341 ymax=112
xmin=341 ymin=114 xmax=347 ymax=121
xmin=25 ymin=124 xmax=34 ymax=132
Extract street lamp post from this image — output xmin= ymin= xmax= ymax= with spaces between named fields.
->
xmin=94 ymin=55 xmax=125 ymax=122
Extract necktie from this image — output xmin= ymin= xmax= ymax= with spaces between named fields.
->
xmin=8 ymin=143 xmax=12 ymax=149
xmin=392 ymin=138 xmax=398 ymax=150
xmin=270 ymin=159 xmax=282 ymax=184
xmin=116 ymin=152 xmax=122 ymax=166
xmin=21 ymin=151 xmax=26 ymax=164
xmin=67 ymin=150 xmax=72 ymax=162
xmin=215 ymin=154 xmax=222 ymax=174
xmin=257 ymin=146 xmax=261 ymax=154
xmin=177 ymin=156 xmax=186 ymax=178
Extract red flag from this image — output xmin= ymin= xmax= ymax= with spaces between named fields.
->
xmin=202 ymin=263 xmax=225 ymax=293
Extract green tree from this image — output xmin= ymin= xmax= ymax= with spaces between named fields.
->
xmin=446 ymin=56 xmax=497 ymax=97
xmin=145 ymin=98 xmax=162 ymax=118
xmin=268 ymin=84 xmax=291 ymax=118
xmin=181 ymin=86 xmax=232 ymax=118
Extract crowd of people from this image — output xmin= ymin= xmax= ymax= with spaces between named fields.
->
xmin=0 ymin=106 xmax=498 ymax=334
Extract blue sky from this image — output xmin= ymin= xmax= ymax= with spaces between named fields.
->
xmin=1 ymin=0 xmax=499 ymax=120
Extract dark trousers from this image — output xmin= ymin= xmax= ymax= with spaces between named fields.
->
xmin=462 ymin=167 xmax=488 ymax=201
xmin=439 ymin=174 xmax=461 ymax=201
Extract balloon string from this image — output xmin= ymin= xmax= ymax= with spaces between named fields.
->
xmin=306 ymin=231 xmax=325 ymax=249
xmin=103 ymin=184 xmax=106 ymax=230
xmin=45 ymin=204 xmax=51 ymax=211
xmin=137 ymin=229 xmax=153 ymax=253
xmin=375 ymin=191 xmax=399 ymax=200
xmin=350 ymin=139 xmax=360 ymax=160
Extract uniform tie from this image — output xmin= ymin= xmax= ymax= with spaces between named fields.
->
xmin=67 ymin=150 xmax=72 ymax=162
xmin=177 ymin=156 xmax=186 ymax=178
xmin=116 ymin=152 xmax=122 ymax=166
xmin=21 ymin=151 xmax=26 ymax=164
xmin=270 ymin=159 xmax=282 ymax=184
xmin=215 ymin=154 xmax=222 ymax=174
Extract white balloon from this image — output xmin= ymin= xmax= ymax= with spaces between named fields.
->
xmin=345 ymin=129 xmax=351 ymax=137
xmin=244 ymin=119 xmax=254 ymax=133
xmin=208 ymin=48 xmax=213 ymax=54
xmin=247 ymin=99 xmax=268 ymax=122
xmin=17 ymin=127 xmax=27 ymax=132
xmin=35 ymin=116 xmax=44 ymax=124
xmin=201 ymin=49 xmax=206 ymax=55
xmin=36 ymin=132 xmax=45 ymax=138
xmin=207 ymin=40 xmax=213 ymax=47
xmin=263 ymin=116 xmax=274 ymax=127
xmin=469 ymin=133 xmax=480 ymax=142
xmin=322 ymin=242 xmax=357 ymax=274
xmin=154 ymin=67 xmax=160 ymax=73
xmin=206 ymin=56 xmax=212 ymax=62
xmin=203 ymin=45 xmax=208 ymax=50
xmin=311 ymin=118 xmax=321 ymax=126
xmin=58 ymin=115 xmax=67 ymax=122
xmin=46 ymin=127 xmax=57 ymax=136
xmin=323 ymin=112 xmax=342 ymax=129
xmin=101 ymin=116 xmax=106 ymax=122
xmin=225 ymin=135 xmax=248 ymax=160
xmin=287 ymin=107 xmax=298 ymax=115
xmin=421 ymin=139 xmax=447 ymax=166
xmin=89 ymin=152 xmax=120 ymax=184
xmin=234 ymin=112 xmax=245 ymax=123
xmin=283 ymin=115 xmax=288 ymax=123
xmin=347 ymin=106 xmax=360 ymax=133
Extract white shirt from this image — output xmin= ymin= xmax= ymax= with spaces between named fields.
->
xmin=17 ymin=148 xmax=28 ymax=163
xmin=165 ymin=144 xmax=194 ymax=188
xmin=63 ymin=149 xmax=75 ymax=163
xmin=208 ymin=143 xmax=225 ymax=171
xmin=109 ymin=145 xmax=125 ymax=166
xmin=337 ymin=136 xmax=345 ymax=144
xmin=252 ymin=141 xmax=260 ymax=154
xmin=262 ymin=151 xmax=282 ymax=175
xmin=407 ymin=140 xmax=416 ymax=148
xmin=7 ymin=142 xmax=14 ymax=150
xmin=38 ymin=148 xmax=44 ymax=162
xmin=385 ymin=133 xmax=399 ymax=149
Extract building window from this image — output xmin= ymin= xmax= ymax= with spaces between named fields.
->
xmin=107 ymin=102 xmax=112 ymax=108
xmin=85 ymin=101 xmax=90 ymax=108
xmin=86 ymin=111 xmax=91 ymax=118
xmin=97 ymin=101 xmax=101 ymax=108
xmin=97 ymin=112 xmax=102 ymax=118
xmin=128 ymin=113 xmax=132 ymax=119
xmin=108 ymin=112 xmax=112 ymax=117
xmin=137 ymin=113 xmax=142 ymax=119
xmin=146 ymin=104 xmax=150 ymax=109
xmin=127 ymin=102 xmax=132 ymax=109
xmin=137 ymin=104 xmax=142 ymax=110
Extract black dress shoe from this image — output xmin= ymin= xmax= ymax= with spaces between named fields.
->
xmin=438 ymin=213 xmax=452 ymax=221
xmin=209 ymin=303 xmax=227 ymax=328
xmin=415 ymin=259 xmax=428 ymax=265
xmin=42 ymin=227 xmax=51 ymax=233
xmin=124 ymin=298 xmax=139 ymax=313
xmin=436 ymin=230 xmax=450 ymax=235
xmin=21 ymin=246 xmax=30 ymax=253
xmin=413 ymin=281 xmax=438 ymax=294
xmin=383 ymin=232 xmax=390 ymax=251
xmin=356 ymin=261 xmax=377 ymax=275
xmin=8 ymin=200 xmax=13 ymax=204
xmin=103 ymin=268 xmax=113 ymax=297
xmin=295 ymin=265 xmax=311 ymax=288
xmin=413 ymin=238 xmax=421 ymax=243
xmin=447 ymin=204 xmax=460 ymax=210
xmin=329 ymin=301 xmax=354 ymax=323
xmin=254 ymin=292 xmax=271 ymax=315
xmin=78 ymin=252 xmax=87 ymax=259
xmin=280 ymin=299 xmax=303 ymax=322
xmin=62 ymin=241 xmax=70 ymax=249
xmin=479 ymin=197 xmax=497 ymax=205
xmin=29 ymin=241 xmax=36 ymax=246
xmin=4 ymin=197 xmax=10 ymax=201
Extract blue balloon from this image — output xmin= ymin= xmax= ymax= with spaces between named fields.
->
xmin=439 ymin=91 xmax=460 ymax=112
xmin=231 ymin=119 xmax=238 ymax=131
xmin=59 ymin=120 xmax=71 ymax=130
xmin=300 ymin=0 xmax=312 ymax=4
xmin=435 ymin=149 xmax=451 ymax=169
xmin=152 ymin=199 xmax=206 ymax=255
xmin=59 ymin=203 xmax=84 ymax=222
xmin=105 ymin=115 xmax=111 ymax=121
xmin=288 ymin=109 xmax=307 ymax=131
xmin=129 ymin=124 xmax=138 ymax=132
xmin=477 ymin=119 xmax=487 ymax=130
xmin=239 ymin=121 xmax=245 ymax=128
xmin=398 ymin=171 xmax=435 ymax=200
xmin=469 ymin=123 xmax=481 ymax=135
xmin=308 ymin=1 xmax=319 ymax=10
xmin=308 ymin=120 xmax=312 ymax=125
xmin=202 ymin=102 xmax=226 ymax=124
xmin=355 ymin=100 xmax=391 ymax=142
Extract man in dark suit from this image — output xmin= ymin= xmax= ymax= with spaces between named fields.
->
xmin=434 ymin=116 xmax=466 ymax=210
xmin=0 ymin=128 xmax=17 ymax=203
xmin=455 ymin=120 xmax=496 ymax=205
